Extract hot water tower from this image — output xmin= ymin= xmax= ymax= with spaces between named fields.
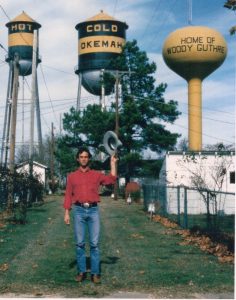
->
xmin=6 ymin=11 xmax=41 ymax=76
xmin=1 ymin=11 xmax=43 ymax=167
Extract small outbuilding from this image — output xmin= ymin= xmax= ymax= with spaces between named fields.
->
xmin=16 ymin=161 xmax=48 ymax=187
xmin=159 ymin=151 xmax=235 ymax=215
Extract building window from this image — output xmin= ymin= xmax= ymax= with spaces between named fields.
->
xmin=230 ymin=171 xmax=235 ymax=184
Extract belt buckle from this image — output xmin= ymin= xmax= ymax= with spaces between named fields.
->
xmin=84 ymin=202 xmax=90 ymax=208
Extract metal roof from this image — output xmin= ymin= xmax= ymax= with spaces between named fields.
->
xmin=6 ymin=11 xmax=41 ymax=28
xmin=85 ymin=10 xmax=116 ymax=21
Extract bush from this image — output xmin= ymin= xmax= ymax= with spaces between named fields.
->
xmin=0 ymin=167 xmax=44 ymax=223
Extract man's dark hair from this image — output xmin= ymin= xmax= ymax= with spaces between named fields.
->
xmin=76 ymin=146 xmax=92 ymax=159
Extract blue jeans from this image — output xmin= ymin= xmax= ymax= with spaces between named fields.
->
xmin=72 ymin=205 xmax=100 ymax=275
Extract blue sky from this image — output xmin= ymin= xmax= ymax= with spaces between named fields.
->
xmin=0 ymin=0 xmax=234 ymax=155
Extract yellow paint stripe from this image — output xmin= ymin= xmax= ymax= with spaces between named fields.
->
xmin=8 ymin=32 xmax=33 ymax=47
xmin=79 ymin=36 xmax=125 ymax=54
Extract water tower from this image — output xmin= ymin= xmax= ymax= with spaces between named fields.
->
xmin=1 ymin=11 xmax=43 ymax=168
xmin=162 ymin=26 xmax=227 ymax=151
xmin=75 ymin=10 xmax=128 ymax=109
xmin=6 ymin=11 xmax=41 ymax=76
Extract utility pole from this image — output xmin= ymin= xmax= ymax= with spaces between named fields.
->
xmin=112 ymin=70 xmax=134 ymax=200
xmin=50 ymin=122 xmax=55 ymax=193
xmin=22 ymin=77 xmax=25 ymax=146
xmin=112 ymin=69 xmax=134 ymax=137
xmin=29 ymin=30 xmax=38 ymax=175
xmin=114 ymin=71 xmax=120 ymax=200
xmin=1 ymin=60 xmax=13 ymax=168
xmin=100 ymin=69 xmax=105 ymax=111
xmin=35 ymin=71 xmax=44 ymax=161
xmin=7 ymin=54 xmax=19 ymax=213
xmin=115 ymin=70 xmax=119 ymax=137
xmin=76 ymin=73 xmax=82 ymax=111
xmin=60 ymin=113 xmax=62 ymax=135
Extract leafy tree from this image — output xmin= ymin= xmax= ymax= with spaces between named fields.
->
xmin=56 ymin=105 xmax=115 ymax=175
xmin=139 ymin=159 xmax=164 ymax=178
xmin=57 ymin=40 xmax=181 ymax=181
xmin=224 ymin=0 xmax=236 ymax=34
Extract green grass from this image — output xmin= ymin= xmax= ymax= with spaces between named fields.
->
xmin=0 ymin=196 xmax=234 ymax=298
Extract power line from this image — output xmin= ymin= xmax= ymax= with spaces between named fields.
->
xmin=0 ymin=93 xmax=233 ymax=128
xmin=3 ymin=99 xmax=234 ymax=146
xmin=172 ymin=122 xmax=234 ymax=144
xmin=0 ymin=6 xmax=76 ymax=80
xmin=39 ymin=64 xmax=60 ymax=127
xmin=145 ymin=0 xmax=178 ymax=51
xmin=20 ymin=70 xmax=51 ymax=131
xmin=131 ymin=95 xmax=235 ymax=124
xmin=0 ymin=5 xmax=41 ymax=60
xmin=0 ymin=95 xmax=98 ymax=113
xmin=140 ymin=0 xmax=161 ymax=40
xmin=19 ymin=96 xmax=98 ymax=114
xmin=39 ymin=101 xmax=235 ymax=145
xmin=39 ymin=104 xmax=235 ymax=145
xmin=0 ymin=4 xmax=10 ymax=20
xmin=0 ymin=43 xmax=8 ymax=54
xmin=112 ymin=0 xmax=118 ymax=17
xmin=42 ymin=64 xmax=76 ymax=76
xmin=133 ymin=94 xmax=234 ymax=115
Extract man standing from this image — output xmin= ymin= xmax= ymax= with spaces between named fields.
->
xmin=63 ymin=146 xmax=117 ymax=284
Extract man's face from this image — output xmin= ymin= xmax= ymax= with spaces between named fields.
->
xmin=77 ymin=151 xmax=90 ymax=167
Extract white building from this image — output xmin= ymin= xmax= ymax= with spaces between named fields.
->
xmin=16 ymin=161 xmax=48 ymax=187
xmin=159 ymin=151 xmax=235 ymax=215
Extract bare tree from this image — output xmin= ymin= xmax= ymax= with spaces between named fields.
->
xmin=16 ymin=134 xmax=52 ymax=166
xmin=204 ymin=142 xmax=235 ymax=152
xmin=177 ymin=138 xmax=188 ymax=151
xmin=177 ymin=152 xmax=233 ymax=216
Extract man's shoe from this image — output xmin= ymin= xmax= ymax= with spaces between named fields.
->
xmin=91 ymin=274 xmax=101 ymax=284
xmin=75 ymin=273 xmax=86 ymax=282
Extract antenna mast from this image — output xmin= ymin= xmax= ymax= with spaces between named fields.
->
xmin=188 ymin=0 xmax=192 ymax=25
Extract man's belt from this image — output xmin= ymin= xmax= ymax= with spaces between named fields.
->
xmin=74 ymin=202 xmax=97 ymax=208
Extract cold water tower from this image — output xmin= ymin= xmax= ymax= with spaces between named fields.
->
xmin=75 ymin=10 xmax=128 ymax=105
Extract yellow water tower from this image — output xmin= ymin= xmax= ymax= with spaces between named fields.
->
xmin=162 ymin=26 xmax=227 ymax=151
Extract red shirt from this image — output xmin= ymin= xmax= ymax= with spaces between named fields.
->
xmin=63 ymin=167 xmax=116 ymax=209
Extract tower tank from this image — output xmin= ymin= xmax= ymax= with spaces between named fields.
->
xmin=6 ymin=11 xmax=41 ymax=76
xmin=162 ymin=26 xmax=227 ymax=151
xmin=75 ymin=10 xmax=128 ymax=95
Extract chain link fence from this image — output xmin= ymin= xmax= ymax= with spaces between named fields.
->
xmin=142 ymin=183 xmax=235 ymax=236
